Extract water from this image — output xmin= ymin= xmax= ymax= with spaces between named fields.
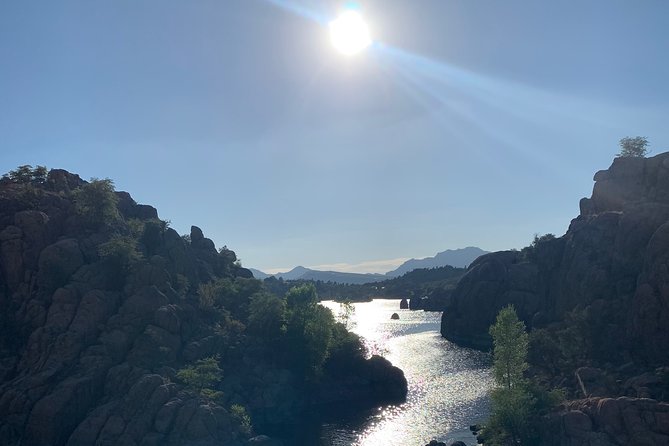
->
xmin=318 ymin=299 xmax=492 ymax=446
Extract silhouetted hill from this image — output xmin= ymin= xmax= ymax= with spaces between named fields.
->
xmin=253 ymin=247 xmax=487 ymax=285
xmin=385 ymin=247 xmax=488 ymax=277
xmin=275 ymin=266 xmax=311 ymax=281
xmin=248 ymin=268 xmax=270 ymax=279
xmin=263 ymin=265 xmax=467 ymax=306
xmin=255 ymin=266 xmax=386 ymax=284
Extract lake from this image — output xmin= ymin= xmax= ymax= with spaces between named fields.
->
xmin=317 ymin=299 xmax=492 ymax=446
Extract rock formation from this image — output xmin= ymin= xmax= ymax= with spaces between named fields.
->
xmin=0 ymin=169 xmax=407 ymax=446
xmin=442 ymin=152 xmax=669 ymax=365
xmin=440 ymin=152 xmax=669 ymax=444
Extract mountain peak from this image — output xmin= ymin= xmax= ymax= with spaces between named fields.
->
xmin=386 ymin=247 xmax=489 ymax=277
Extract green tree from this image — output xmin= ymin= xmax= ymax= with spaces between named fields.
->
xmin=490 ymin=306 xmax=529 ymax=390
xmin=618 ymin=136 xmax=648 ymax=157
xmin=247 ymin=292 xmax=286 ymax=341
xmin=73 ymin=178 xmax=120 ymax=227
xmin=176 ymin=356 xmax=224 ymax=400
xmin=485 ymin=305 xmax=533 ymax=445
xmin=5 ymin=165 xmax=34 ymax=183
xmin=2 ymin=165 xmax=48 ymax=184
xmin=32 ymin=165 xmax=48 ymax=183
xmin=282 ymin=284 xmax=340 ymax=378
xmin=286 ymin=283 xmax=318 ymax=308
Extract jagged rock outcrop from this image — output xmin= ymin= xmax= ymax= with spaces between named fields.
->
xmin=441 ymin=152 xmax=669 ymax=366
xmin=440 ymin=153 xmax=669 ymax=445
xmin=0 ymin=172 xmax=253 ymax=446
xmin=0 ymin=169 xmax=406 ymax=446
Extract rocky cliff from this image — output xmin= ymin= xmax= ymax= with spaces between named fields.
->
xmin=440 ymin=152 xmax=669 ymax=444
xmin=442 ymin=152 xmax=669 ymax=363
xmin=0 ymin=168 xmax=406 ymax=446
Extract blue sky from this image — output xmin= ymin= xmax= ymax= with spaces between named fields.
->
xmin=2 ymin=0 xmax=668 ymax=273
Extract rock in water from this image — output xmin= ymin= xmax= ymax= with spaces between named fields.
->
xmin=391 ymin=312 xmax=400 ymax=320
xmin=399 ymin=298 xmax=409 ymax=309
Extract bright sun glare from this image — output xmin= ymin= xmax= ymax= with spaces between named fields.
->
xmin=329 ymin=10 xmax=372 ymax=55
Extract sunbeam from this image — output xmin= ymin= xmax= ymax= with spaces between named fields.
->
xmin=259 ymin=0 xmax=658 ymax=175
xmin=263 ymin=0 xmax=329 ymax=24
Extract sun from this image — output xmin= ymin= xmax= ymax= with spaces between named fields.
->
xmin=329 ymin=10 xmax=372 ymax=55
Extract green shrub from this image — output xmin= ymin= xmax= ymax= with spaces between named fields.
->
xmin=520 ymin=233 xmax=556 ymax=262
xmin=196 ymin=277 xmax=262 ymax=318
xmin=247 ymin=292 xmax=286 ymax=341
xmin=230 ymin=404 xmax=252 ymax=435
xmin=176 ymin=356 xmax=224 ymax=400
xmin=618 ymin=136 xmax=648 ymax=157
xmin=73 ymin=178 xmax=119 ymax=227
xmin=98 ymin=235 xmax=142 ymax=268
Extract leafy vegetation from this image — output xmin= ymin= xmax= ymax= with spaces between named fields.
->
xmin=230 ymin=404 xmax=252 ymax=435
xmin=483 ymin=306 xmax=562 ymax=445
xmin=197 ymin=277 xmax=262 ymax=318
xmin=284 ymin=284 xmax=335 ymax=376
xmin=618 ymin=136 xmax=648 ymax=157
xmin=176 ymin=356 xmax=224 ymax=400
xmin=2 ymin=165 xmax=48 ymax=184
xmin=246 ymin=292 xmax=286 ymax=341
xmin=73 ymin=178 xmax=120 ymax=227
xmin=520 ymin=233 xmax=556 ymax=262
xmin=98 ymin=235 xmax=143 ymax=268
xmin=286 ymin=283 xmax=318 ymax=308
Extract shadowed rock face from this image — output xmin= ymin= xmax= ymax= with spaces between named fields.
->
xmin=543 ymin=397 xmax=669 ymax=446
xmin=440 ymin=153 xmax=669 ymax=445
xmin=441 ymin=152 xmax=669 ymax=367
xmin=0 ymin=172 xmax=251 ymax=446
xmin=0 ymin=170 xmax=406 ymax=446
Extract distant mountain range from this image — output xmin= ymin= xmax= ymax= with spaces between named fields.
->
xmin=250 ymin=247 xmax=489 ymax=284
xmin=384 ymin=247 xmax=488 ymax=277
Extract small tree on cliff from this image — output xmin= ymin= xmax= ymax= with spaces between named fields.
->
xmin=484 ymin=306 xmax=534 ymax=445
xmin=491 ymin=305 xmax=529 ymax=390
xmin=618 ymin=136 xmax=648 ymax=157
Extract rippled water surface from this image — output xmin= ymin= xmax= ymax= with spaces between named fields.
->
xmin=318 ymin=299 xmax=492 ymax=446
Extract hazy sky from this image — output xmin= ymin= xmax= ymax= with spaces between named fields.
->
xmin=2 ymin=1 xmax=668 ymax=273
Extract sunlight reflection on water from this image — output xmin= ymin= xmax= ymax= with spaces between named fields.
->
xmin=320 ymin=299 xmax=492 ymax=446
